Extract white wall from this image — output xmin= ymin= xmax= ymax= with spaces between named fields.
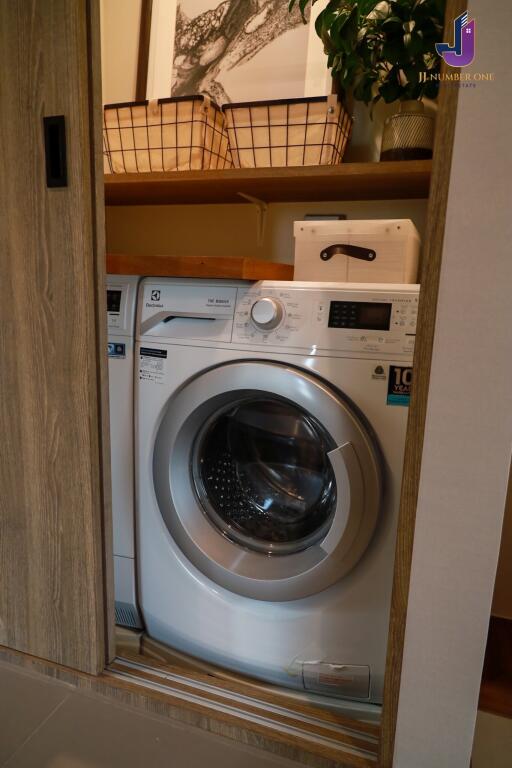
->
xmin=100 ymin=0 xmax=141 ymax=103
xmin=393 ymin=3 xmax=512 ymax=766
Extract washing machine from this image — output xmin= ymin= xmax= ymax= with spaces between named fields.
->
xmin=107 ymin=275 xmax=143 ymax=629
xmin=135 ymin=278 xmax=418 ymax=705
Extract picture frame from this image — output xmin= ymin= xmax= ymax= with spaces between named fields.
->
xmin=135 ymin=0 xmax=154 ymax=100
xmin=139 ymin=0 xmax=331 ymax=104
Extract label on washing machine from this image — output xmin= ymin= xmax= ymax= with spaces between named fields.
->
xmin=387 ymin=365 xmax=412 ymax=406
xmin=302 ymin=662 xmax=370 ymax=699
xmin=139 ymin=347 xmax=167 ymax=384
xmin=107 ymin=342 xmax=126 ymax=359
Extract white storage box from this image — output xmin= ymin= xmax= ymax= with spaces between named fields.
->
xmin=293 ymin=219 xmax=420 ymax=283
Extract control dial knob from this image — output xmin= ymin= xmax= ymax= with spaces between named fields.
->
xmin=250 ymin=297 xmax=284 ymax=330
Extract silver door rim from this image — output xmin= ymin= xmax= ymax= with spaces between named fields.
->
xmin=153 ymin=360 xmax=382 ymax=602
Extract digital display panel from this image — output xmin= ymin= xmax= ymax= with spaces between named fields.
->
xmin=107 ymin=289 xmax=122 ymax=313
xmin=328 ymin=301 xmax=392 ymax=331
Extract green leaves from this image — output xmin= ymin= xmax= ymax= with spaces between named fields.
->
xmin=287 ymin=0 xmax=446 ymax=105
xmin=382 ymin=15 xmax=402 ymax=27
xmin=379 ymin=74 xmax=403 ymax=103
xmin=357 ymin=0 xmax=383 ymax=14
xmin=288 ymin=0 xmax=315 ymax=23
xmin=330 ymin=6 xmax=358 ymax=52
xmin=369 ymin=1 xmax=392 ymax=19
xmin=353 ymin=67 xmax=378 ymax=105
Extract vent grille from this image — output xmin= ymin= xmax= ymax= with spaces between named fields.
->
xmin=115 ymin=601 xmax=143 ymax=630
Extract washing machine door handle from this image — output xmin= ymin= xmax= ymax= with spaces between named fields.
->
xmin=321 ymin=441 xmax=365 ymax=557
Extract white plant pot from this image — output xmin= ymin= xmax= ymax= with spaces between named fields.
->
xmin=380 ymin=100 xmax=435 ymax=162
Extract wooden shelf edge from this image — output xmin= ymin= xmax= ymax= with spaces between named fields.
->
xmin=479 ymin=616 xmax=512 ymax=720
xmin=104 ymin=161 xmax=432 ymax=206
xmin=106 ymin=254 xmax=294 ymax=281
xmin=479 ymin=680 xmax=512 ymax=719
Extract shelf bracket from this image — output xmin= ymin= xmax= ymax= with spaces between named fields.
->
xmin=238 ymin=192 xmax=268 ymax=247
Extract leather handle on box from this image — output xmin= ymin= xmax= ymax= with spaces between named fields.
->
xmin=320 ymin=244 xmax=377 ymax=262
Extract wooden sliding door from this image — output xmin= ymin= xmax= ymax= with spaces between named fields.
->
xmin=0 ymin=0 xmax=112 ymax=674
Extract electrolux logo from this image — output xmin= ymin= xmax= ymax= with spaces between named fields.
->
xmin=436 ymin=11 xmax=476 ymax=68
xmin=146 ymin=288 xmax=164 ymax=308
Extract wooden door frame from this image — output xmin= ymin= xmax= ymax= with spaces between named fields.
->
xmin=379 ymin=1 xmax=467 ymax=764
xmin=87 ymin=0 xmax=117 ymax=664
xmin=0 ymin=0 xmax=114 ymax=675
xmin=0 ymin=0 xmax=473 ymax=763
xmin=76 ymin=0 xmax=470 ymax=760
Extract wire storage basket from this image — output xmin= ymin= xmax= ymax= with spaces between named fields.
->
xmin=222 ymin=95 xmax=352 ymax=168
xmin=103 ymin=95 xmax=233 ymax=174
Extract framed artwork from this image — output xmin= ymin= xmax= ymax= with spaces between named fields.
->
xmin=141 ymin=0 xmax=331 ymax=103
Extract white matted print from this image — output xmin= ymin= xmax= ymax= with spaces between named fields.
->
xmin=146 ymin=0 xmax=179 ymax=101
xmin=146 ymin=0 xmax=331 ymax=103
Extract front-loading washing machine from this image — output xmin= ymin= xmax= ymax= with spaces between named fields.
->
xmin=135 ymin=278 xmax=418 ymax=706
xmin=107 ymin=274 xmax=143 ymax=629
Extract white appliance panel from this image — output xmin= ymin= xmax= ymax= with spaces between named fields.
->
xmin=108 ymin=274 xmax=142 ymax=629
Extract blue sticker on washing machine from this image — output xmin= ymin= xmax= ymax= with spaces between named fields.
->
xmin=387 ymin=366 xmax=412 ymax=406
xmin=107 ymin=342 xmax=126 ymax=359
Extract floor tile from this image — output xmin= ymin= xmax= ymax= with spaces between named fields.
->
xmin=0 ymin=662 xmax=70 ymax=765
xmin=5 ymin=690 xmax=299 ymax=768
xmin=472 ymin=711 xmax=512 ymax=768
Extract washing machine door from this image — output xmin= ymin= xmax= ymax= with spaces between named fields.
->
xmin=153 ymin=361 xmax=382 ymax=601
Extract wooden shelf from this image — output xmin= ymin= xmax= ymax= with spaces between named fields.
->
xmin=104 ymin=160 xmax=432 ymax=206
xmin=106 ymin=254 xmax=293 ymax=280
xmin=479 ymin=616 xmax=512 ymax=719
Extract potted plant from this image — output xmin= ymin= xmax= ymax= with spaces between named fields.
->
xmin=289 ymin=0 xmax=446 ymax=160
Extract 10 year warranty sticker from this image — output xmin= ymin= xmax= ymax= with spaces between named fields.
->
xmin=387 ymin=365 xmax=412 ymax=406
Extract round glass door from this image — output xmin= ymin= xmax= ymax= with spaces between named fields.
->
xmin=192 ymin=396 xmax=337 ymax=555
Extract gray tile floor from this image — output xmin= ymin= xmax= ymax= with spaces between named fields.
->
xmin=0 ymin=661 xmax=298 ymax=767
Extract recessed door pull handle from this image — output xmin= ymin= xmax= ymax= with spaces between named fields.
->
xmin=43 ymin=115 xmax=68 ymax=188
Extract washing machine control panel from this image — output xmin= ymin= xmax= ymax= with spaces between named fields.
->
xmin=107 ymin=287 xmax=125 ymax=330
xmin=233 ymin=284 xmax=419 ymax=356
xmin=235 ymin=288 xmax=306 ymax=345
xmin=107 ymin=276 xmax=139 ymax=335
